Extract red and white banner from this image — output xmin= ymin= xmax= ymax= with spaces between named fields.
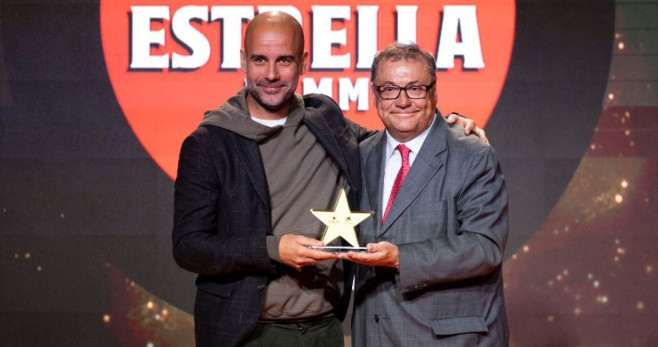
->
xmin=101 ymin=0 xmax=515 ymax=178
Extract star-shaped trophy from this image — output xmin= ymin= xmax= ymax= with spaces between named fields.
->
xmin=309 ymin=188 xmax=372 ymax=252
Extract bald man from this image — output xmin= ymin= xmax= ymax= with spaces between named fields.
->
xmin=172 ymin=11 xmax=482 ymax=347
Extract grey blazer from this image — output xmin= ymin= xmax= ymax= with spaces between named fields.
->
xmin=352 ymin=115 xmax=509 ymax=346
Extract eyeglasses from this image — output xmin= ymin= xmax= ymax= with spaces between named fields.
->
xmin=373 ymin=81 xmax=436 ymax=100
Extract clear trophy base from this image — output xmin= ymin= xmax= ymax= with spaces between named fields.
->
xmin=308 ymin=246 xmax=368 ymax=253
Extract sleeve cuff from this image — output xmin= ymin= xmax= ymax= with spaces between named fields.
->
xmin=266 ymin=235 xmax=282 ymax=263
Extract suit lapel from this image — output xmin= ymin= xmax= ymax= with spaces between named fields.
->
xmin=363 ymin=132 xmax=386 ymax=224
xmin=304 ymin=110 xmax=348 ymax=170
xmin=231 ymin=135 xmax=271 ymax=210
xmin=379 ymin=116 xmax=448 ymax=236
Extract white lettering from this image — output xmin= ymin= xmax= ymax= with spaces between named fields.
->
xmin=355 ymin=6 xmax=378 ymax=70
xmin=130 ymin=6 xmax=169 ymax=69
xmin=303 ymin=77 xmax=334 ymax=98
xmin=171 ymin=6 xmax=210 ymax=69
xmin=211 ymin=6 xmax=254 ymax=69
xmin=128 ymin=5 xmax=487 ymax=75
xmin=396 ymin=6 xmax=418 ymax=44
xmin=436 ymin=6 xmax=484 ymax=69
xmin=339 ymin=78 xmax=370 ymax=111
xmin=311 ymin=6 xmax=351 ymax=69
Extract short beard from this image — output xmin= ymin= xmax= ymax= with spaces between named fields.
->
xmin=246 ymin=81 xmax=296 ymax=112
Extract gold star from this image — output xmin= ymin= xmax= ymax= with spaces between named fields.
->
xmin=310 ymin=188 xmax=372 ymax=248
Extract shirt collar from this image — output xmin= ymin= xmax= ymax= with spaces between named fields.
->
xmin=384 ymin=114 xmax=437 ymax=160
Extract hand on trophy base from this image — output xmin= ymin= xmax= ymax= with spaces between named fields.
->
xmin=307 ymin=245 xmax=368 ymax=253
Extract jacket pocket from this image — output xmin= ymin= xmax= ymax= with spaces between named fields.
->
xmin=430 ymin=316 xmax=488 ymax=336
xmin=197 ymin=281 xmax=235 ymax=298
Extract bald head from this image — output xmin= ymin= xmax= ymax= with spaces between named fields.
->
xmin=244 ymin=11 xmax=305 ymax=57
xmin=240 ymin=11 xmax=309 ymax=119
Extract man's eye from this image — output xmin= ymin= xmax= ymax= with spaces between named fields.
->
xmin=407 ymin=86 xmax=423 ymax=92
xmin=279 ymin=58 xmax=292 ymax=65
xmin=382 ymin=87 xmax=397 ymax=93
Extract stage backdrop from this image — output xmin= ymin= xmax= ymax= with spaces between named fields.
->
xmin=1 ymin=0 xmax=657 ymax=346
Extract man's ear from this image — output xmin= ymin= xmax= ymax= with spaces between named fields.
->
xmin=371 ymin=85 xmax=377 ymax=106
xmin=240 ymin=49 xmax=247 ymax=73
xmin=300 ymin=51 xmax=309 ymax=75
xmin=430 ymin=83 xmax=438 ymax=106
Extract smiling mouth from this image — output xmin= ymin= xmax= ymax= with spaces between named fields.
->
xmin=392 ymin=111 xmax=418 ymax=117
xmin=258 ymin=83 xmax=286 ymax=94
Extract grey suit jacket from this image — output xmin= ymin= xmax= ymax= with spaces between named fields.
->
xmin=352 ymin=115 xmax=509 ymax=346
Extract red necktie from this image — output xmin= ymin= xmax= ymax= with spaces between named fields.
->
xmin=382 ymin=144 xmax=411 ymax=224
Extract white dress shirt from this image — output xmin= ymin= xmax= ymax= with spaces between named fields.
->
xmin=381 ymin=115 xmax=437 ymax=217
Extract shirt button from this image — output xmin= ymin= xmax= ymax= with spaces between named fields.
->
xmin=257 ymin=284 xmax=265 ymax=290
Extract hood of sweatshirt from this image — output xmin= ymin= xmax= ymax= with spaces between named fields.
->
xmin=199 ymin=88 xmax=305 ymax=142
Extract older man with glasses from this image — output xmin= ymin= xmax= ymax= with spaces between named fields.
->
xmin=341 ymin=42 xmax=509 ymax=346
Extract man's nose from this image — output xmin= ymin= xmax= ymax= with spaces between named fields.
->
xmin=395 ymin=89 xmax=412 ymax=107
xmin=265 ymin=62 xmax=279 ymax=80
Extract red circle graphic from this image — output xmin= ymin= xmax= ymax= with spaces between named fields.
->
xmin=101 ymin=0 xmax=515 ymax=179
